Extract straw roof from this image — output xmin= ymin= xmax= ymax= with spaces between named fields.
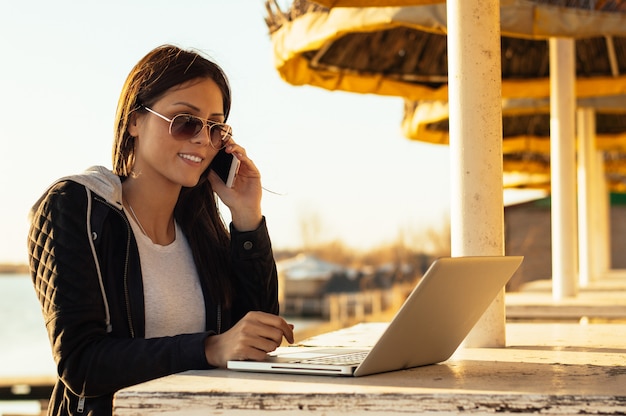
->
xmin=402 ymin=97 xmax=626 ymax=191
xmin=264 ymin=0 xmax=626 ymax=100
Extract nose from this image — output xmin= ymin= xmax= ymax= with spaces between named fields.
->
xmin=190 ymin=125 xmax=210 ymax=146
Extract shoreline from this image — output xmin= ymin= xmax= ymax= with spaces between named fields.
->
xmin=0 ymin=264 xmax=29 ymax=274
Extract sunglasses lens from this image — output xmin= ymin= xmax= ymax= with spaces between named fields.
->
xmin=170 ymin=115 xmax=204 ymax=139
xmin=209 ymin=124 xmax=233 ymax=149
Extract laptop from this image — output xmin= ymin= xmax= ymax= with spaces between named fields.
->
xmin=228 ymin=255 xmax=523 ymax=377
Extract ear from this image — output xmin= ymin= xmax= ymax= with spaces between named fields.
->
xmin=127 ymin=111 xmax=141 ymax=138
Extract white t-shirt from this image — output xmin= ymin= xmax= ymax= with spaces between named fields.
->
xmin=126 ymin=212 xmax=206 ymax=338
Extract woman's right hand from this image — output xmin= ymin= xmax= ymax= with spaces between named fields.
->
xmin=204 ymin=311 xmax=294 ymax=368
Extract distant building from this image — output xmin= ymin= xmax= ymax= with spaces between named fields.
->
xmin=276 ymin=253 xmax=348 ymax=301
xmin=504 ymin=194 xmax=626 ymax=291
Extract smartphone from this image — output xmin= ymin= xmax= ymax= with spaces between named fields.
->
xmin=209 ymin=148 xmax=240 ymax=188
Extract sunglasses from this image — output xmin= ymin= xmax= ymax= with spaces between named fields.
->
xmin=142 ymin=106 xmax=233 ymax=150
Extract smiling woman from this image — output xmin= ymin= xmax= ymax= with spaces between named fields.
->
xmin=26 ymin=44 xmax=293 ymax=416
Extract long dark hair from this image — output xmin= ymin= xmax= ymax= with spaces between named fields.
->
xmin=112 ymin=44 xmax=234 ymax=307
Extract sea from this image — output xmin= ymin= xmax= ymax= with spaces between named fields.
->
xmin=0 ymin=273 xmax=55 ymax=415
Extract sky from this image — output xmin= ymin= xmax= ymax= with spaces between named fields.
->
xmin=0 ymin=0 xmax=454 ymax=264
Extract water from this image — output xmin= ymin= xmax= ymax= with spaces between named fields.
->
xmin=0 ymin=274 xmax=55 ymax=415
xmin=0 ymin=274 xmax=55 ymax=379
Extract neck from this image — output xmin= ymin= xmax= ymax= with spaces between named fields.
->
xmin=122 ymin=179 xmax=179 ymax=245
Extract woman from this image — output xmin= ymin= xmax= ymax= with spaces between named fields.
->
xmin=27 ymin=44 xmax=293 ymax=415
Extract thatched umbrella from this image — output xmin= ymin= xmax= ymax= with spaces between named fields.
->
xmin=402 ymin=96 xmax=626 ymax=191
xmin=265 ymin=1 xmax=626 ymax=101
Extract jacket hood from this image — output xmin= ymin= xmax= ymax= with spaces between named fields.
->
xmin=29 ymin=166 xmax=123 ymax=219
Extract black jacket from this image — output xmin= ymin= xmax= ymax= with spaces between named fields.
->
xmin=27 ymin=166 xmax=279 ymax=415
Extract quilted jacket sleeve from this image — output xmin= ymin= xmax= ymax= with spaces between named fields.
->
xmin=28 ymin=181 xmax=211 ymax=398
xmin=229 ymin=217 xmax=280 ymax=323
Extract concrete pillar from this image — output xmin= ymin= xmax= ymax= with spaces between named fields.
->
xmin=594 ymin=152 xmax=611 ymax=277
xmin=549 ymin=38 xmax=578 ymax=299
xmin=577 ymin=108 xmax=595 ymax=287
xmin=447 ymin=0 xmax=505 ymax=347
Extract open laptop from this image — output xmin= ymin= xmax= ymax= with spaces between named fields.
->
xmin=228 ymin=255 xmax=523 ymax=377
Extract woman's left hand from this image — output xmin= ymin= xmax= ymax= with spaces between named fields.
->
xmin=208 ymin=143 xmax=263 ymax=231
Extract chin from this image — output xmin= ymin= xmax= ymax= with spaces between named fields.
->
xmin=176 ymin=173 xmax=203 ymax=188
xmin=183 ymin=178 xmax=202 ymax=188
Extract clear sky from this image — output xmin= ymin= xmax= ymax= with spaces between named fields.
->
xmin=0 ymin=0 xmax=453 ymax=264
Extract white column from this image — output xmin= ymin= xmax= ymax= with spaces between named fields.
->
xmin=593 ymin=152 xmax=611 ymax=277
xmin=577 ymin=108 xmax=595 ymax=287
xmin=447 ymin=0 xmax=505 ymax=347
xmin=549 ymin=38 xmax=578 ymax=299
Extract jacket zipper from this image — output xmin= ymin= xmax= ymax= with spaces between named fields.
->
xmin=121 ymin=214 xmax=134 ymax=338
xmin=77 ymin=396 xmax=85 ymax=413
xmin=96 ymin=197 xmax=135 ymax=338
xmin=216 ymin=304 xmax=222 ymax=334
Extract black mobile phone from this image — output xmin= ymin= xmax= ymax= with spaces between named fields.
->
xmin=209 ymin=148 xmax=240 ymax=188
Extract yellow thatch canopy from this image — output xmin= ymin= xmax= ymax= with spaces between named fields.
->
xmin=265 ymin=1 xmax=626 ymax=101
xmin=402 ymin=96 xmax=626 ymax=191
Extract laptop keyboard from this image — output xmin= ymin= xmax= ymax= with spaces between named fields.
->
xmin=300 ymin=351 xmax=368 ymax=366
